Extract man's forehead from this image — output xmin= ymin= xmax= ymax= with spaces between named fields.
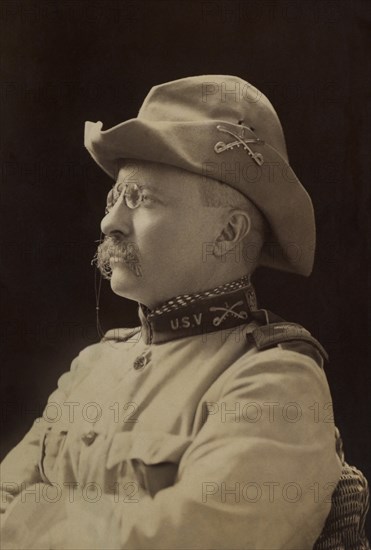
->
xmin=115 ymin=160 xmax=201 ymax=197
xmin=117 ymin=160 xmax=148 ymax=181
xmin=117 ymin=159 xmax=180 ymax=179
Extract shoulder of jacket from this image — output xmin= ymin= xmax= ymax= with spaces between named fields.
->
xmin=71 ymin=326 xmax=142 ymax=370
xmin=246 ymin=311 xmax=328 ymax=369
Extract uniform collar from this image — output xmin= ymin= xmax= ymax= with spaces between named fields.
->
xmin=137 ymin=275 xmax=258 ymax=345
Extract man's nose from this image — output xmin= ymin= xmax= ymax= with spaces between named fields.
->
xmin=100 ymin=199 xmax=131 ymax=236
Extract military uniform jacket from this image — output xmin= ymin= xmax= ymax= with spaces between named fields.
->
xmin=0 ymin=283 xmax=342 ymax=549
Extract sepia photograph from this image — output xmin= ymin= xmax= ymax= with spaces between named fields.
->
xmin=1 ymin=1 xmax=370 ymax=548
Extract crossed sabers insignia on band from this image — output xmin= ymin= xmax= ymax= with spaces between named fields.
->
xmin=214 ymin=124 xmax=265 ymax=166
xmin=209 ymin=300 xmax=248 ymax=327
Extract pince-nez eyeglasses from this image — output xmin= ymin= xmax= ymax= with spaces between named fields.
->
xmin=105 ymin=181 xmax=147 ymax=214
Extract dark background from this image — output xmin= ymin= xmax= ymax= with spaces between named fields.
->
xmin=1 ymin=0 xmax=370 ymax=538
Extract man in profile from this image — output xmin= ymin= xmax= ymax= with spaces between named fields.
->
xmin=0 ymin=76 xmax=368 ymax=549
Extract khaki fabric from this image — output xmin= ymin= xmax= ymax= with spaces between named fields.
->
xmin=1 ymin=324 xmax=342 ymax=549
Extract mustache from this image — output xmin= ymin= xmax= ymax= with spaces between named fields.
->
xmin=91 ymin=235 xmax=142 ymax=278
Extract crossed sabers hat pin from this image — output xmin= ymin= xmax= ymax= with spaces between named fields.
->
xmin=214 ymin=125 xmax=265 ymax=166
xmin=209 ymin=300 xmax=248 ymax=327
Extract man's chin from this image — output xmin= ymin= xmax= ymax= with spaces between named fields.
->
xmin=109 ymin=266 xmax=142 ymax=299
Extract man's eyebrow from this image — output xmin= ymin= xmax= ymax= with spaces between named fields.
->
xmin=114 ymin=180 xmax=165 ymax=197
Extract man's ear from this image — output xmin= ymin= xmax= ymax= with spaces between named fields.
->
xmin=213 ymin=209 xmax=251 ymax=257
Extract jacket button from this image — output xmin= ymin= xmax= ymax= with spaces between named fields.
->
xmin=133 ymin=350 xmax=152 ymax=370
xmin=81 ymin=431 xmax=97 ymax=446
xmin=133 ymin=357 xmax=145 ymax=370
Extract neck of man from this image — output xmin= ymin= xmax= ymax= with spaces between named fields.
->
xmin=141 ymin=264 xmax=256 ymax=311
